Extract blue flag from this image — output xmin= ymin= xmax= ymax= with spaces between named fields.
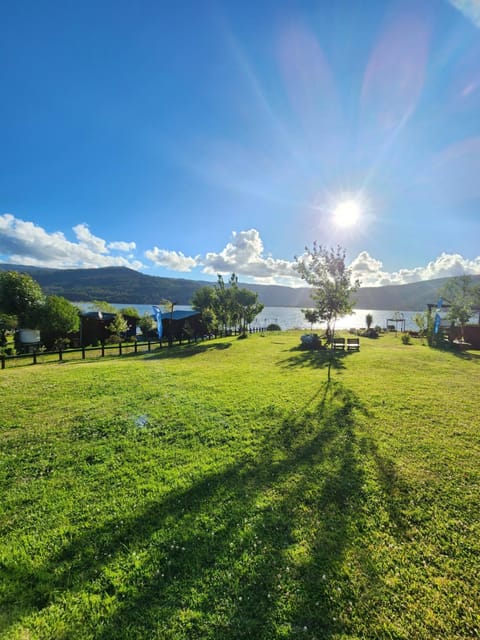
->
xmin=152 ymin=306 xmax=163 ymax=338
xmin=434 ymin=313 xmax=441 ymax=334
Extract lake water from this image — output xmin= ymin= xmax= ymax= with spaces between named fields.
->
xmin=79 ymin=303 xmax=425 ymax=332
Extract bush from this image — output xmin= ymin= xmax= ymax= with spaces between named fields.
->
xmin=53 ymin=338 xmax=71 ymax=351
xmin=401 ymin=333 xmax=412 ymax=345
xmin=300 ymin=334 xmax=322 ymax=349
xmin=266 ymin=323 xmax=281 ymax=331
xmin=361 ymin=328 xmax=379 ymax=339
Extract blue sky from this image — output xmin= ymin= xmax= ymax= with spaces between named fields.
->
xmin=1 ymin=0 xmax=480 ymax=287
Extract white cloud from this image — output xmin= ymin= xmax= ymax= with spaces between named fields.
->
xmin=73 ymin=224 xmax=108 ymax=254
xmin=2 ymin=214 xmax=480 ymax=290
xmin=0 ymin=214 xmax=144 ymax=270
xmin=350 ymin=250 xmax=480 ymax=287
xmin=202 ymin=229 xmax=297 ymax=283
xmin=108 ymin=240 xmax=136 ymax=252
xmin=144 ymin=247 xmax=199 ymax=272
xmin=448 ymin=0 xmax=480 ymax=27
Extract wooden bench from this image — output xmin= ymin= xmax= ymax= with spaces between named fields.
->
xmin=332 ymin=337 xmax=345 ymax=350
xmin=347 ymin=337 xmax=360 ymax=351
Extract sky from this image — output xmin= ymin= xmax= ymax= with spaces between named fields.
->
xmin=1 ymin=0 xmax=480 ymax=288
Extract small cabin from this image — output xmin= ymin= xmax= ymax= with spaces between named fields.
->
xmin=157 ymin=310 xmax=203 ymax=341
xmin=77 ymin=311 xmax=138 ymax=346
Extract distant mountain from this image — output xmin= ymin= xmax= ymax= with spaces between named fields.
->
xmin=1 ymin=263 xmax=478 ymax=311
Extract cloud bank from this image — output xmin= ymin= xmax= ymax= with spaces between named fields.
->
xmin=350 ymin=251 xmax=480 ymax=287
xmin=0 ymin=214 xmax=144 ymax=270
xmin=1 ymin=213 xmax=480 ymax=288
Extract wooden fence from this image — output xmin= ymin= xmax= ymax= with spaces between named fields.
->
xmin=1 ymin=337 xmax=203 ymax=370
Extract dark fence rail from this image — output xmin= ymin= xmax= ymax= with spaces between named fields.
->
xmin=1 ymin=335 xmax=207 ymax=370
xmin=0 ymin=326 xmax=270 ymax=370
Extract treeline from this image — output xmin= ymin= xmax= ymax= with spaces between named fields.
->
xmin=191 ymin=274 xmax=264 ymax=337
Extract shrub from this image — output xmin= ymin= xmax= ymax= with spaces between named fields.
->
xmin=267 ymin=323 xmax=281 ymax=331
xmin=361 ymin=328 xmax=379 ymax=339
xmin=300 ymin=334 xmax=322 ymax=349
xmin=401 ymin=333 xmax=412 ymax=345
xmin=53 ymin=337 xmax=71 ymax=351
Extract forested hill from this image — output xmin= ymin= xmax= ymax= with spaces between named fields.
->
xmin=1 ymin=264 xmax=478 ymax=311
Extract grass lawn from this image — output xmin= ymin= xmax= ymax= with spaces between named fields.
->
xmin=0 ymin=332 xmax=479 ymax=639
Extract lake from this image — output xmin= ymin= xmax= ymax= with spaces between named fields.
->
xmin=78 ymin=303 xmax=425 ymax=332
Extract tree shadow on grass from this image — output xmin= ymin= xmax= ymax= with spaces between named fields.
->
xmin=2 ymin=382 xmax=410 ymax=639
xmin=141 ymin=341 xmax=233 ymax=360
xmin=448 ymin=349 xmax=480 ymax=361
xmin=278 ymin=347 xmax=353 ymax=377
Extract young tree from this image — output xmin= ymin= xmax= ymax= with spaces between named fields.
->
xmin=412 ymin=311 xmax=428 ymax=344
xmin=191 ymin=286 xmax=218 ymax=336
xmin=0 ymin=271 xmax=45 ymax=327
xmin=119 ymin=306 xmax=140 ymax=319
xmin=440 ymin=275 xmax=476 ymax=341
xmin=295 ymin=244 xmax=360 ymax=343
xmin=138 ymin=312 xmax=156 ymax=338
xmin=303 ymin=308 xmax=320 ymax=332
xmin=366 ymin=313 xmax=373 ymax=330
xmin=38 ymin=296 xmax=80 ymax=349
xmin=191 ymin=286 xmax=216 ymax=313
xmin=106 ymin=313 xmax=129 ymax=342
xmin=214 ymin=275 xmax=233 ymax=335
xmin=192 ymin=275 xmax=263 ymax=337
xmin=89 ymin=300 xmax=118 ymax=314
xmin=236 ymin=288 xmax=264 ymax=336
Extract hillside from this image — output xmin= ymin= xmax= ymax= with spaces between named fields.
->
xmin=1 ymin=263 xmax=478 ymax=310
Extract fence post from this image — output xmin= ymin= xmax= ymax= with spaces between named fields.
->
xmin=59 ymin=349 xmax=63 ymax=361
xmin=33 ymin=350 xmax=37 ymax=365
xmin=134 ymin=341 xmax=138 ymax=354
xmin=101 ymin=343 xmax=105 ymax=357
xmin=82 ymin=346 xmax=86 ymax=360
xmin=118 ymin=342 xmax=122 ymax=356
xmin=1 ymin=355 xmax=5 ymax=370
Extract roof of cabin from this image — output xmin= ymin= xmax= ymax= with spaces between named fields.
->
xmin=164 ymin=310 xmax=200 ymax=321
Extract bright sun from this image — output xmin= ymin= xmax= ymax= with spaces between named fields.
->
xmin=333 ymin=199 xmax=361 ymax=227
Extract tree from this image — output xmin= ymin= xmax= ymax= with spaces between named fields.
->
xmin=213 ymin=275 xmax=234 ymax=335
xmin=366 ymin=313 xmax=373 ymax=330
xmin=89 ymin=300 xmax=118 ymax=314
xmin=440 ymin=275 xmax=476 ymax=341
xmin=0 ymin=271 xmax=45 ymax=327
xmin=191 ymin=275 xmax=263 ymax=337
xmin=119 ymin=306 xmax=140 ymax=319
xmin=138 ymin=312 xmax=156 ymax=338
xmin=191 ymin=286 xmax=216 ymax=312
xmin=191 ymin=287 xmax=218 ymax=335
xmin=38 ymin=296 xmax=80 ymax=349
xmin=295 ymin=244 xmax=359 ymax=342
xmin=106 ymin=313 xmax=129 ymax=342
xmin=236 ymin=287 xmax=264 ymax=336
xmin=303 ymin=308 xmax=320 ymax=331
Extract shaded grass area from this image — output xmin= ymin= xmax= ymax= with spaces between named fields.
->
xmin=0 ymin=332 xmax=479 ymax=639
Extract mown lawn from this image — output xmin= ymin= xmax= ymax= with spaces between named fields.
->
xmin=0 ymin=332 xmax=479 ymax=639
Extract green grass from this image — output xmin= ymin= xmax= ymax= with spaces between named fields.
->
xmin=0 ymin=332 xmax=479 ymax=639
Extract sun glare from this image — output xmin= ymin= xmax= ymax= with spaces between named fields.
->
xmin=333 ymin=199 xmax=361 ymax=227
